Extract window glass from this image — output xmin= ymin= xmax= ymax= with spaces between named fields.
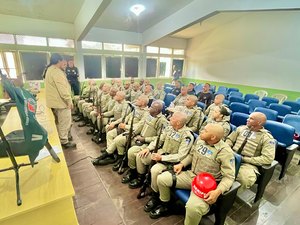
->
xmin=173 ymin=49 xmax=185 ymax=55
xmin=20 ymin=52 xmax=48 ymax=80
xmin=103 ymin=43 xmax=122 ymax=51
xmin=0 ymin=33 xmax=15 ymax=44
xmin=5 ymin=52 xmax=17 ymax=78
xmin=82 ymin=41 xmax=102 ymax=50
xmin=159 ymin=57 xmax=171 ymax=77
xmin=160 ymin=47 xmax=172 ymax=54
xmin=48 ymin=38 xmax=74 ymax=48
xmin=16 ymin=35 xmax=47 ymax=46
xmin=83 ymin=55 xmax=102 ymax=78
xmin=106 ymin=56 xmax=121 ymax=78
xmin=146 ymin=46 xmax=159 ymax=54
xmin=146 ymin=58 xmax=157 ymax=77
xmin=124 ymin=44 xmax=140 ymax=52
xmin=125 ymin=57 xmax=138 ymax=78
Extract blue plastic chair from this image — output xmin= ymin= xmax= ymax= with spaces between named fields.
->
xmin=164 ymin=83 xmax=175 ymax=89
xmin=247 ymin=99 xmax=267 ymax=113
xmin=283 ymin=114 xmax=300 ymax=145
xmin=244 ymin=94 xmax=259 ymax=103
xmin=230 ymin=102 xmax=249 ymax=114
xmin=197 ymin=101 xmax=206 ymax=111
xmin=223 ymin=99 xmax=230 ymax=107
xmin=164 ymin=86 xmax=173 ymax=94
xmin=163 ymin=93 xmax=176 ymax=107
xmin=227 ymin=88 xmax=239 ymax=94
xmin=210 ymin=85 xmax=216 ymax=93
xmin=194 ymin=84 xmax=203 ymax=95
xmin=261 ymin=97 xmax=279 ymax=106
xmin=296 ymin=98 xmax=300 ymax=104
xmin=282 ymin=101 xmax=300 ymax=114
xmin=269 ymin=103 xmax=292 ymax=121
xmin=229 ymin=96 xmax=244 ymax=104
xmin=229 ymin=91 xmax=243 ymax=98
xmin=217 ymin=86 xmax=228 ymax=94
xmin=230 ymin=112 xmax=249 ymax=127
xmin=254 ymin=107 xmax=278 ymax=121
xmin=264 ymin=120 xmax=297 ymax=179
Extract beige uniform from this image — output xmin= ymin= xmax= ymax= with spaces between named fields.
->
xmin=201 ymin=118 xmax=231 ymax=139
xmin=73 ymin=85 xmax=89 ymax=108
xmin=44 ymin=65 xmax=72 ymax=144
xmin=137 ymin=125 xmax=194 ymax=192
xmin=106 ymin=106 xmax=148 ymax=155
xmin=126 ymin=89 xmax=142 ymax=102
xmin=226 ymin=125 xmax=275 ymax=188
xmin=143 ymin=91 xmax=154 ymax=100
xmin=78 ymin=85 xmax=97 ymax=113
xmin=82 ymin=87 xmax=99 ymax=118
xmin=126 ymin=113 xmax=168 ymax=169
xmin=153 ymin=89 xmax=165 ymax=101
xmin=90 ymin=92 xmax=110 ymax=124
xmin=156 ymin=139 xmax=235 ymax=225
xmin=96 ymin=97 xmax=116 ymax=130
xmin=172 ymin=106 xmax=205 ymax=132
xmin=172 ymin=94 xmax=188 ymax=107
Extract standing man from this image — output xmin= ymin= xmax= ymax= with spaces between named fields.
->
xmin=65 ymin=59 xmax=80 ymax=95
xmin=45 ymin=53 xmax=76 ymax=149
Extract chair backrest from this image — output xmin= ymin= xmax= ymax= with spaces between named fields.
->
xmin=269 ymin=103 xmax=291 ymax=117
xmin=230 ymin=112 xmax=249 ymax=127
xmin=194 ymin=84 xmax=203 ymax=95
xmin=296 ymin=98 xmax=300 ymax=104
xmin=247 ymin=99 xmax=267 ymax=113
xmin=229 ymin=91 xmax=243 ymax=97
xmin=163 ymin=93 xmax=176 ymax=107
xmin=262 ymin=97 xmax=279 ymax=106
xmin=164 ymin=86 xmax=173 ymax=94
xmin=209 ymin=85 xmax=216 ymax=93
xmin=254 ymin=90 xmax=268 ymax=100
xmin=271 ymin=94 xmax=288 ymax=104
xmin=282 ymin=100 xmax=300 ymax=113
xmin=223 ymin=99 xmax=230 ymax=106
xmin=264 ymin=120 xmax=295 ymax=147
xmin=244 ymin=94 xmax=259 ymax=103
xmin=164 ymin=83 xmax=175 ymax=89
xmin=229 ymin=96 xmax=244 ymax=104
xmin=234 ymin=153 xmax=242 ymax=177
xmin=229 ymin=102 xmax=249 ymax=114
xmin=229 ymin=123 xmax=237 ymax=134
xmin=254 ymin=107 xmax=278 ymax=121
xmin=217 ymin=86 xmax=228 ymax=93
xmin=197 ymin=101 xmax=206 ymax=110
xmin=283 ymin=114 xmax=300 ymax=134
xmin=228 ymin=88 xmax=239 ymax=93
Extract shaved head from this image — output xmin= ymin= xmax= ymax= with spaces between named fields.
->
xmin=247 ymin=112 xmax=267 ymax=130
xmin=170 ymin=111 xmax=188 ymax=129
xmin=200 ymin=123 xmax=224 ymax=144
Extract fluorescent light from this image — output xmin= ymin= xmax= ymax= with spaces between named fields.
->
xmin=130 ymin=4 xmax=145 ymax=16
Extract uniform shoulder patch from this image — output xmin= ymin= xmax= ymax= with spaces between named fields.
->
xmin=185 ymin=137 xmax=192 ymax=145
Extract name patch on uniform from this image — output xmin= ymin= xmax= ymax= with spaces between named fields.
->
xmin=242 ymin=130 xmax=255 ymax=139
xmin=197 ymin=145 xmax=210 ymax=156
xmin=170 ymin=131 xmax=180 ymax=140
xmin=269 ymin=140 xmax=276 ymax=145
xmin=230 ymin=158 xmax=234 ymax=165
xmin=185 ymin=137 xmax=191 ymax=145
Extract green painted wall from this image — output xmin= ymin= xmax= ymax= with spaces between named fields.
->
xmin=182 ymin=78 xmax=300 ymax=101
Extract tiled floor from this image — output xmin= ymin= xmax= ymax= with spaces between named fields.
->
xmin=64 ymin=121 xmax=300 ymax=225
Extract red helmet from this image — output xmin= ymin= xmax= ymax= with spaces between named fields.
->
xmin=192 ymin=172 xmax=217 ymax=198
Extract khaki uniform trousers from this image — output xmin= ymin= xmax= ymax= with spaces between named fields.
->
xmin=105 ymin=128 xmax=118 ymax=154
xmin=52 ymin=108 xmax=72 ymax=145
xmin=73 ymin=95 xmax=80 ymax=107
xmin=96 ymin=116 xmax=110 ymax=132
xmin=157 ymin=170 xmax=209 ymax=225
xmin=127 ymin=144 xmax=148 ymax=169
xmin=78 ymin=99 xmax=86 ymax=113
xmin=82 ymin=102 xmax=92 ymax=117
xmin=236 ymin=163 xmax=257 ymax=189
xmin=90 ymin=110 xmax=99 ymax=124
xmin=110 ymin=133 xmax=128 ymax=155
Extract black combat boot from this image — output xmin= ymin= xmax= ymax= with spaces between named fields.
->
xmin=112 ymin=155 xmax=124 ymax=171
xmin=86 ymin=127 xmax=95 ymax=135
xmin=122 ymin=168 xmax=137 ymax=184
xmin=78 ymin=117 xmax=88 ymax=127
xmin=149 ymin=200 xmax=169 ymax=219
xmin=73 ymin=113 xmax=84 ymax=122
xmin=144 ymin=191 xmax=160 ymax=212
xmin=91 ymin=151 xmax=109 ymax=165
xmin=128 ymin=173 xmax=145 ymax=189
xmin=93 ymin=153 xmax=117 ymax=166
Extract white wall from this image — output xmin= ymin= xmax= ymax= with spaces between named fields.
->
xmin=185 ymin=11 xmax=300 ymax=92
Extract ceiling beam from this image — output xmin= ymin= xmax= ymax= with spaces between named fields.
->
xmin=142 ymin=0 xmax=300 ymax=46
xmin=74 ymin=0 xmax=112 ymax=41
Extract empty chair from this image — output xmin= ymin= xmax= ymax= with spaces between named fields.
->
xmin=229 ymin=91 xmax=243 ymax=97
xmin=230 ymin=112 xmax=249 ymax=127
xmin=163 ymin=93 xmax=176 ymax=107
xmin=223 ymin=99 xmax=230 ymax=106
xmin=164 ymin=83 xmax=175 ymax=89
xmin=228 ymin=96 xmax=244 ymax=104
xmin=282 ymin=100 xmax=300 ymax=114
xmin=217 ymin=86 xmax=228 ymax=94
xmin=194 ymin=84 xmax=203 ymax=95
xmin=262 ymin=97 xmax=279 ymax=106
xmin=254 ymin=90 xmax=268 ymax=100
xmin=283 ymin=114 xmax=300 ymax=145
xmin=230 ymin=102 xmax=249 ymax=114
xmin=264 ymin=121 xmax=298 ymax=179
xmin=271 ymin=94 xmax=288 ymax=104
xmin=210 ymin=85 xmax=216 ymax=93
xmin=164 ymin=86 xmax=173 ymax=94
xmin=254 ymin=107 xmax=278 ymax=121
xmin=244 ymin=94 xmax=259 ymax=103
xmin=247 ymin=99 xmax=267 ymax=113
xmin=227 ymin=87 xmax=239 ymax=94
xmin=296 ymin=97 xmax=300 ymax=103
xmin=197 ymin=101 xmax=206 ymax=111
xmin=269 ymin=103 xmax=291 ymax=121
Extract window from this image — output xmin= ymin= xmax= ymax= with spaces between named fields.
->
xmin=20 ymin=52 xmax=48 ymax=80
xmin=103 ymin=43 xmax=122 ymax=51
xmin=0 ymin=33 xmax=15 ymax=44
xmin=83 ymin=55 xmax=102 ymax=79
xmin=160 ymin=47 xmax=172 ymax=54
xmin=0 ymin=52 xmax=18 ymax=79
xmin=146 ymin=46 xmax=159 ymax=54
xmin=125 ymin=57 xmax=138 ymax=78
xmin=16 ymin=35 xmax=47 ymax=46
xmin=48 ymin=38 xmax=74 ymax=48
xmin=106 ymin=56 xmax=121 ymax=78
xmin=124 ymin=44 xmax=140 ymax=52
xmin=172 ymin=59 xmax=184 ymax=79
xmin=159 ymin=57 xmax=171 ymax=77
xmin=82 ymin=41 xmax=102 ymax=50
xmin=146 ymin=58 xmax=157 ymax=77
xmin=173 ymin=49 xmax=185 ymax=55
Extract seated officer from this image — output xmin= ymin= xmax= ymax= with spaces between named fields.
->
xmin=128 ymin=111 xmax=194 ymax=189
xmin=226 ymin=112 xmax=275 ymax=189
xmin=205 ymin=94 xmax=226 ymax=119
xmin=152 ymin=82 xmax=165 ymax=101
xmin=146 ymin=124 xmax=235 ymax=224
xmin=168 ymin=95 xmax=204 ymax=133
xmin=121 ymin=100 xmax=167 ymax=184
xmin=170 ymin=80 xmax=181 ymax=96
xmin=126 ymin=82 xmax=142 ymax=102
xmin=92 ymin=95 xmax=149 ymax=166
xmin=143 ymin=84 xmax=154 ymax=99
xmin=201 ymin=106 xmax=231 ymax=139
xmin=169 ymin=86 xmax=188 ymax=108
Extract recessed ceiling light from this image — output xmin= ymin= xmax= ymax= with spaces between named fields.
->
xmin=130 ymin=4 xmax=145 ymax=16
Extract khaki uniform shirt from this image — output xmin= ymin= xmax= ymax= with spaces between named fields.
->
xmin=226 ymin=125 xmax=275 ymax=167
xmin=127 ymin=89 xmax=142 ymax=102
xmin=95 ymin=92 xmax=110 ymax=112
xmin=181 ymin=139 xmax=235 ymax=193
xmin=45 ymin=65 xmax=72 ymax=109
xmin=148 ymin=125 xmax=194 ymax=163
xmin=124 ymin=106 xmax=149 ymax=130
xmin=172 ymin=94 xmax=188 ymax=107
xmin=153 ymin=89 xmax=165 ymax=101
xmin=201 ymin=118 xmax=231 ymax=138
xmin=134 ymin=113 xmax=168 ymax=143
xmin=103 ymin=100 xmax=128 ymax=122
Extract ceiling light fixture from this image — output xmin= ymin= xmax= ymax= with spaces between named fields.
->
xmin=130 ymin=4 xmax=145 ymax=16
